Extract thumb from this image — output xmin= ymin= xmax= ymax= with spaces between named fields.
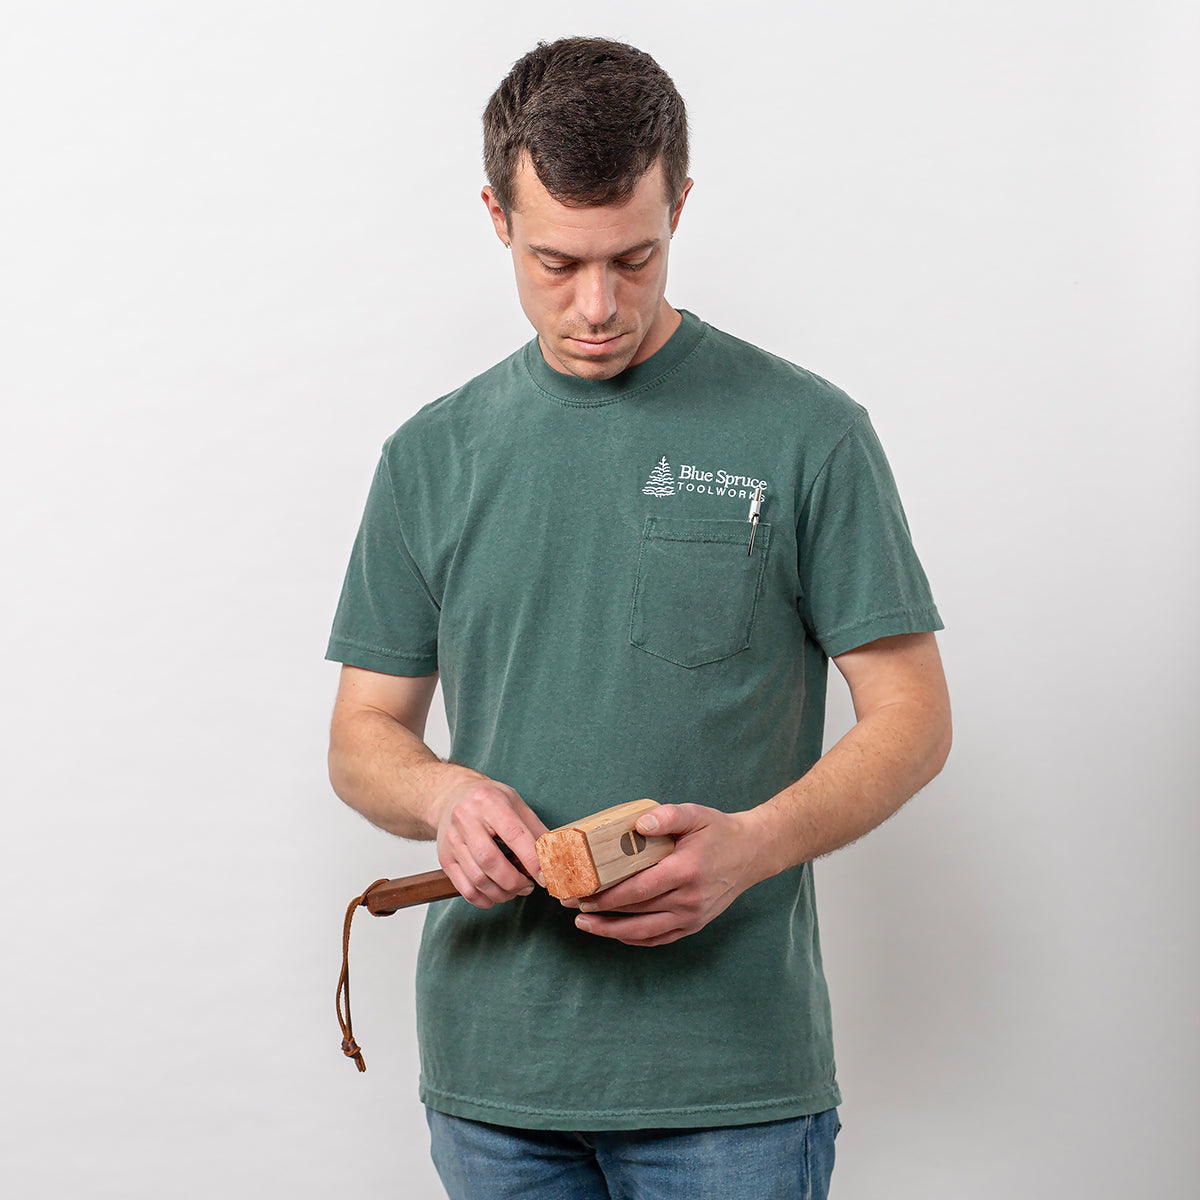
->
xmin=636 ymin=803 xmax=703 ymax=836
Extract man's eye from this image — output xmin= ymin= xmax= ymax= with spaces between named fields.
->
xmin=618 ymin=257 xmax=652 ymax=271
xmin=539 ymin=260 xmax=574 ymax=274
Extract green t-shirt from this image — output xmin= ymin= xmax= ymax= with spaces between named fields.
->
xmin=327 ymin=311 xmax=942 ymax=1130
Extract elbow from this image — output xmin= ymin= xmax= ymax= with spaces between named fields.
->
xmin=327 ymin=743 xmax=346 ymax=803
xmin=327 ymin=746 xmax=348 ymax=806
xmin=327 ymin=716 xmax=356 ymax=807
xmin=929 ymin=701 xmax=953 ymax=780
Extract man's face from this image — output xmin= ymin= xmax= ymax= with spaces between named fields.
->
xmin=483 ymin=156 xmax=692 ymax=380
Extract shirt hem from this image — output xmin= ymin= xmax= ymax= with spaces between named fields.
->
xmin=418 ymin=1081 xmax=843 ymax=1132
xmin=325 ymin=638 xmax=438 ymax=677
xmin=818 ymin=607 xmax=944 ymax=659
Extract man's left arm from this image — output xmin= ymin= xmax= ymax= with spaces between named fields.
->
xmin=573 ymin=631 xmax=952 ymax=947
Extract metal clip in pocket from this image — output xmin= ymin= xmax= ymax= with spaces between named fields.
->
xmin=747 ymin=486 xmax=765 ymax=555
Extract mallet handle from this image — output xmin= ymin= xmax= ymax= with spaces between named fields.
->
xmin=365 ymin=869 xmax=459 ymax=915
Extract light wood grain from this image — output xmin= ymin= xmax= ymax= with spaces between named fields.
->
xmin=536 ymin=799 xmax=674 ymax=899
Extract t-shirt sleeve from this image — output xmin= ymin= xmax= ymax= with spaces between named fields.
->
xmin=796 ymin=413 xmax=943 ymax=658
xmin=325 ymin=452 xmax=440 ymax=676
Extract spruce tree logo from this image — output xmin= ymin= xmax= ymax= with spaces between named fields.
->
xmin=642 ymin=456 xmax=676 ymax=497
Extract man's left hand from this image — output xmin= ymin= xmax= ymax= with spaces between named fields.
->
xmin=569 ymin=803 xmax=773 ymax=947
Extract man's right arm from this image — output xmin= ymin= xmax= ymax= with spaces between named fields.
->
xmin=328 ymin=664 xmax=549 ymax=907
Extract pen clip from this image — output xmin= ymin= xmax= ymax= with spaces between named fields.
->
xmin=747 ymin=486 xmax=764 ymax=556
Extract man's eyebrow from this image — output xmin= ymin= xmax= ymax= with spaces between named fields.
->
xmin=527 ymin=238 xmax=661 ymax=261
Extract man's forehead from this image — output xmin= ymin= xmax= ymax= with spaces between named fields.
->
xmin=507 ymin=156 xmax=672 ymax=252
xmin=511 ymin=153 xmax=672 ymax=217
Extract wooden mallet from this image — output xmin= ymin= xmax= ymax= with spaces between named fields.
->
xmin=365 ymin=798 xmax=672 ymax=913
xmin=337 ymin=799 xmax=673 ymax=1069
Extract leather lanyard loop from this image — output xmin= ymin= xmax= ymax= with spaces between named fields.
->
xmin=336 ymin=879 xmax=390 ymax=1072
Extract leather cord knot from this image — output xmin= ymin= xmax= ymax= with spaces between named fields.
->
xmin=336 ymin=879 xmax=390 ymax=1073
xmin=341 ymin=1036 xmax=365 ymax=1071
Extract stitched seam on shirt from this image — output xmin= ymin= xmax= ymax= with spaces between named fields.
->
xmin=421 ymin=1083 xmax=835 ymax=1120
xmin=794 ymin=409 xmax=870 ymax=519
xmin=382 ymin=453 xmax=442 ymax=611
xmin=647 ymin=531 xmax=757 ymax=545
xmin=643 ymin=516 xmax=768 ymax=547
xmin=328 ymin=636 xmax=434 ymax=662
xmin=817 ymin=605 xmax=941 ymax=642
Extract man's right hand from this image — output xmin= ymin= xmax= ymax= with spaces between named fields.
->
xmin=432 ymin=776 xmax=550 ymax=908
xmin=329 ymin=666 xmax=549 ymax=909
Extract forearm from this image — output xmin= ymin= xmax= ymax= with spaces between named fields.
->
xmin=328 ymin=706 xmax=485 ymax=840
xmin=754 ymin=695 xmax=952 ymax=878
xmin=575 ymin=696 xmax=948 ymax=947
xmin=328 ymin=666 xmax=549 ymax=902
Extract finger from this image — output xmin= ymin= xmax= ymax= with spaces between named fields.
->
xmin=578 ymin=859 xmax=682 ymax=911
xmin=574 ymin=910 xmax=688 ymax=946
xmin=442 ymin=820 xmax=533 ymax=904
xmin=446 ymin=849 xmax=534 ymax=907
xmin=446 ymin=807 xmax=537 ymax=894
xmin=611 ymin=929 xmax=689 ymax=948
xmin=512 ymin=795 xmax=552 ymax=841
xmin=488 ymin=811 xmax=546 ymax=881
xmin=462 ymin=785 xmax=547 ymax=879
xmin=579 ymin=893 xmax=679 ymax=915
xmin=471 ymin=830 xmax=538 ymax=895
xmin=634 ymin=803 xmax=701 ymax=836
xmin=441 ymin=859 xmax=496 ymax=909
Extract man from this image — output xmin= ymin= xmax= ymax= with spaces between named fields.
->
xmin=327 ymin=37 xmax=950 ymax=1200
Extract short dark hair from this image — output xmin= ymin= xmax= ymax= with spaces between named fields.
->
xmin=483 ymin=37 xmax=689 ymax=217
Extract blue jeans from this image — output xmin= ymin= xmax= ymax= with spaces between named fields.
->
xmin=426 ymin=1107 xmax=840 ymax=1200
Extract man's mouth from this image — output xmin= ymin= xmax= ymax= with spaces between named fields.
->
xmin=566 ymin=333 xmax=627 ymax=354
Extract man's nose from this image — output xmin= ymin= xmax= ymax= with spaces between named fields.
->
xmin=575 ymin=266 xmax=618 ymax=329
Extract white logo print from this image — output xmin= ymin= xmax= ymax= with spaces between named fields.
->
xmin=642 ymin=455 xmax=770 ymax=501
xmin=642 ymin=456 xmax=677 ymax=497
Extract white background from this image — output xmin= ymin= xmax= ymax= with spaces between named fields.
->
xmin=3 ymin=2 xmax=1197 ymax=1197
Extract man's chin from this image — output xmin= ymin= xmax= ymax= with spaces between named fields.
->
xmin=549 ymin=338 xmax=637 ymax=380
xmin=565 ymin=357 xmax=634 ymax=381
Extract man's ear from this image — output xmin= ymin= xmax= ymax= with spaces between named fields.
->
xmin=481 ymin=186 xmax=512 ymax=247
xmin=669 ymin=178 xmax=694 ymax=236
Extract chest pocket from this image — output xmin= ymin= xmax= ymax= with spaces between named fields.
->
xmin=629 ymin=516 xmax=771 ymax=668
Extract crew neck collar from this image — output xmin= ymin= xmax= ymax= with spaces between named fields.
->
xmin=522 ymin=309 xmax=706 ymax=406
